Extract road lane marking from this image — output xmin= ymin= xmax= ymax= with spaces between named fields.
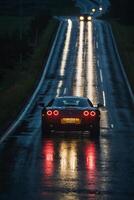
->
xmin=63 ymin=88 xmax=67 ymax=95
xmin=103 ymin=90 xmax=106 ymax=107
xmin=111 ymin=124 xmax=114 ymax=129
xmin=97 ymin=59 xmax=100 ymax=67
xmin=100 ymin=69 xmax=103 ymax=83
xmin=87 ymin=21 xmax=94 ymax=102
xmin=96 ymin=41 xmax=98 ymax=49
xmin=56 ymin=80 xmax=63 ymax=97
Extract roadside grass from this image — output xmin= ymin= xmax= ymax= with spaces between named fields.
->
xmin=0 ymin=16 xmax=33 ymax=36
xmin=111 ymin=21 xmax=134 ymax=93
xmin=0 ymin=0 xmax=79 ymax=134
xmin=0 ymin=18 xmax=58 ymax=132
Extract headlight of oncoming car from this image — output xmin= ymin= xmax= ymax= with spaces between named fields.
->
xmin=87 ymin=16 xmax=92 ymax=21
xmin=79 ymin=16 xmax=84 ymax=21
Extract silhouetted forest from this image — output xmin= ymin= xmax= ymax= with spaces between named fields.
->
xmin=0 ymin=0 xmax=78 ymax=15
xmin=110 ymin=0 xmax=134 ymax=24
xmin=0 ymin=0 xmax=78 ymax=78
xmin=0 ymin=15 xmax=51 ymax=75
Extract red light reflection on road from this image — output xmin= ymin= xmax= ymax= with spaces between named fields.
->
xmin=85 ymin=143 xmax=96 ymax=171
xmin=42 ymin=140 xmax=54 ymax=176
xmin=85 ymin=143 xmax=97 ymax=190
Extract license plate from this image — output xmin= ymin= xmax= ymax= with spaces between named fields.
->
xmin=61 ymin=118 xmax=81 ymax=124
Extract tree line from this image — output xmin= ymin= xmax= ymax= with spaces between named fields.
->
xmin=0 ymin=15 xmax=51 ymax=82
xmin=0 ymin=0 xmax=78 ymax=83
xmin=109 ymin=0 xmax=134 ymax=24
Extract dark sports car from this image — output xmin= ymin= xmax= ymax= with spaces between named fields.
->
xmin=41 ymin=96 xmax=100 ymax=138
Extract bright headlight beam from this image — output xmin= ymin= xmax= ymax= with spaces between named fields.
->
xmin=92 ymin=8 xmax=96 ymax=13
xmin=80 ymin=16 xmax=84 ymax=21
xmin=57 ymin=19 xmax=72 ymax=97
xmin=87 ymin=16 xmax=92 ymax=21
xmin=60 ymin=19 xmax=72 ymax=77
xmin=75 ymin=21 xmax=84 ymax=96
xmin=87 ymin=21 xmax=94 ymax=102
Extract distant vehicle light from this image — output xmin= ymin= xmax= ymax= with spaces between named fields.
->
xmin=47 ymin=110 xmax=53 ymax=116
xmin=80 ymin=16 xmax=84 ymax=21
xmin=90 ymin=111 xmax=96 ymax=117
xmin=83 ymin=111 xmax=90 ymax=116
xmin=87 ymin=16 xmax=92 ymax=21
xmin=92 ymin=8 xmax=96 ymax=13
xmin=53 ymin=110 xmax=59 ymax=116
xmin=99 ymin=7 xmax=103 ymax=11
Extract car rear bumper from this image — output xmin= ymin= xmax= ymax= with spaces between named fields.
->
xmin=42 ymin=119 xmax=99 ymax=131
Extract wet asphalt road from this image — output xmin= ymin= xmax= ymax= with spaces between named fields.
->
xmin=0 ymin=17 xmax=134 ymax=200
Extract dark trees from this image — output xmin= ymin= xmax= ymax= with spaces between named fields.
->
xmin=110 ymin=0 xmax=134 ymax=24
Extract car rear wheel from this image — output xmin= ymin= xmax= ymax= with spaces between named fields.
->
xmin=42 ymin=123 xmax=51 ymax=137
xmin=90 ymin=125 xmax=100 ymax=139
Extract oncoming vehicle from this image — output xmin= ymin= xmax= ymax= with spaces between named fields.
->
xmin=79 ymin=14 xmax=92 ymax=21
xmin=41 ymin=96 xmax=100 ymax=138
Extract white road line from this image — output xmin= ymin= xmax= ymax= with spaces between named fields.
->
xmin=100 ymin=69 xmax=103 ymax=83
xmin=111 ymin=124 xmax=114 ymax=129
xmin=103 ymin=90 xmax=106 ymax=107
xmin=96 ymin=41 xmax=98 ymax=49
xmin=56 ymin=80 xmax=63 ymax=97
xmin=97 ymin=59 xmax=100 ymax=67
xmin=63 ymin=88 xmax=67 ymax=95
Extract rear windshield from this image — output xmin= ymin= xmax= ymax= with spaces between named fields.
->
xmin=53 ymin=98 xmax=92 ymax=107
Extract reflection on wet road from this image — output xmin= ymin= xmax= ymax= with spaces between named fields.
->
xmin=41 ymin=138 xmax=99 ymax=200
xmin=1 ymin=133 xmax=134 ymax=200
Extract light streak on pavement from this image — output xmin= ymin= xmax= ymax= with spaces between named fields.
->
xmin=74 ymin=21 xmax=84 ymax=96
xmin=60 ymin=19 xmax=72 ymax=77
xmin=87 ymin=21 xmax=94 ymax=102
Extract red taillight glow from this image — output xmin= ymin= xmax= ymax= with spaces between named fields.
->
xmin=90 ymin=111 xmax=96 ymax=117
xmin=53 ymin=110 xmax=59 ymax=116
xmin=43 ymin=141 xmax=54 ymax=176
xmin=83 ymin=111 xmax=90 ymax=116
xmin=83 ymin=110 xmax=96 ymax=117
xmin=47 ymin=110 xmax=53 ymax=116
xmin=46 ymin=110 xmax=59 ymax=116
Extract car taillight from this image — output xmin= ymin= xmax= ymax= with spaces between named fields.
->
xmin=47 ymin=110 xmax=53 ymax=116
xmin=53 ymin=110 xmax=59 ymax=116
xmin=83 ymin=110 xmax=96 ymax=117
xmin=83 ymin=111 xmax=90 ymax=116
xmin=90 ymin=111 xmax=96 ymax=117
xmin=46 ymin=110 xmax=59 ymax=116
